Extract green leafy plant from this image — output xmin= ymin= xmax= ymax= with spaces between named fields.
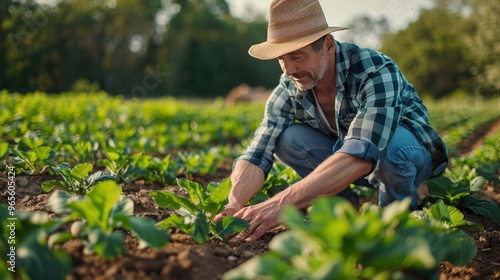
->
xmin=151 ymin=178 xmax=249 ymax=243
xmin=177 ymin=150 xmax=222 ymax=178
xmin=41 ymin=162 xmax=116 ymax=195
xmin=144 ymin=154 xmax=178 ymax=185
xmin=11 ymin=146 xmax=55 ymax=174
xmin=412 ymin=200 xmax=483 ymax=231
xmin=224 ymin=197 xmax=477 ymax=280
xmin=0 ymin=141 xmax=9 ymax=161
xmin=17 ymin=135 xmax=46 ymax=151
xmin=0 ymin=205 xmax=71 ymax=280
xmin=46 ymin=180 xmax=170 ymax=259
xmin=61 ymin=140 xmax=99 ymax=163
xmin=99 ymin=151 xmax=150 ymax=184
xmin=426 ymin=171 xmax=500 ymax=223
xmin=452 ymin=131 xmax=500 ymax=184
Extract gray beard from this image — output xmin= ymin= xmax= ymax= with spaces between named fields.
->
xmin=293 ymin=49 xmax=328 ymax=91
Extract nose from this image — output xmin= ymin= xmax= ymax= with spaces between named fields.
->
xmin=278 ymin=57 xmax=296 ymax=76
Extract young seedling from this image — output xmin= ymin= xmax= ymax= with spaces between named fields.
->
xmin=99 ymin=151 xmax=149 ymax=184
xmin=146 ymin=154 xmax=178 ymax=185
xmin=46 ymin=180 xmax=170 ymax=259
xmin=426 ymin=172 xmax=500 ymax=223
xmin=412 ymin=200 xmax=483 ymax=231
xmin=41 ymin=162 xmax=116 ymax=195
xmin=224 ymin=197 xmax=477 ymax=280
xmin=177 ymin=149 xmax=223 ymax=178
xmin=61 ymin=140 xmax=99 ymax=163
xmin=151 ymin=178 xmax=249 ymax=243
xmin=12 ymin=146 xmax=55 ymax=175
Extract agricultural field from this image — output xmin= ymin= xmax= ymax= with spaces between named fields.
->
xmin=1 ymin=90 xmax=499 ymax=280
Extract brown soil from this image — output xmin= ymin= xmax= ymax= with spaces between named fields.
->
xmin=1 ymin=121 xmax=499 ymax=280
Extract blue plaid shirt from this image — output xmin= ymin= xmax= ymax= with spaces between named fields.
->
xmin=238 ymin=41 xmax=448 ymax=177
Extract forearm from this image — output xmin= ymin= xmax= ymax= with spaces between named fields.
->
xmin=227 ymin=159 xmax=266 ymax=210
xmin=273 ymin=152 xmax=372 ymax=209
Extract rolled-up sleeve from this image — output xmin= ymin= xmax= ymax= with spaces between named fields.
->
xmin=336 ymin=61 xmax=403 ymax=170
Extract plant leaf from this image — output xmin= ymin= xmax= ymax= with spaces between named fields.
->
xmin=86 ymin=171 xmax=116 ymax=186
xmin=215 ymin=216 xmax=249 ymax=236
xmin=441 ymin=230 xmax=477 ymax=266
xmin=47 ymin=232 xmax=74 ymax=248
xmin=67 ymin=181 xmax=121 ymax=231
xmin=268 ymin=231 xmax=305 ymax=258
xmin=469 ymin=176 xmax=486 ymax=192
xmin=427 ymin=200 xmax=452 ymax=224
xmin=427 ymin=176 xmax=470 ymax=205
xmin=150 ymin=190 xmax=197 ymax=214
xmin=0 ymin=141 xmax=9 ymax=159
xmin=462 ymin=196 xmax=500 ymax=223
xmin=41 ymin=180 xmax=69 ymax=193
xmin=124 ymin=217 xmax=170 ymax=248
xmin=130 ymin=217 xmax=170 ymax=248
xmin=223 ymin=254 xmax=294 ymax=280
xmin=70 ymin=163 xmax=93 ymax=180
xmin=87 ymin=227 xmax=125 ymax=259
xmin=156 ymin=213 xmax=191 ymax=232
xmin=17 ymin=241 xmax=72 ymax=280
xmin=362 ymin=235 xmax=436 ymax=270
xmin=46 ymin=190 xmax=84 ymax=213
xmin=176 ymin=178 xmax=206 ymax=205
xmin=204 ymin=178 xmax=232 ymax=216
xmin=192 ymin=210 xmax=209 ymax=243
xmin=33 ymin=146 xmax=53 ymax=161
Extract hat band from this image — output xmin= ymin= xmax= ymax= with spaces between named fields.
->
xmin=267 ymin=24 xmax=328 ymax=44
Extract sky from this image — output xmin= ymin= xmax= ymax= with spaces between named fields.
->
xmin=227 ymin=0 xmax=435 ymax=42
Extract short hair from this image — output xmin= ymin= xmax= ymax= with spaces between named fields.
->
xmin=311 ymin=35 xmax=327 ymax=52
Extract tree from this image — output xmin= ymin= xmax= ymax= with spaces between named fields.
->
xmin=1 ymin=0 xmax=164 ymax=94
xmin=0 ymin=0 xmax=281 ymax=97
xmin=161 ymin=0 xmax=280 ymax=97
xmin=380 ymin=0 xmax=474 ymax=98
xmin=463 ymin=0 xmax=499 ymax=96
xmin=342 ymin=14 xmax=391 ymax=50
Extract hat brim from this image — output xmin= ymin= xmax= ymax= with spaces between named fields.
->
xmin=248 ymin=26 xmax=347 ymax=60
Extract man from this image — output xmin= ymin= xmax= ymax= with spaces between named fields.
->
xmin=215 ymin=0 xmax=448 ymax=242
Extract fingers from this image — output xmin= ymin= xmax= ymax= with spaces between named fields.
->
xmin=213 ymin=212 xmax=226 ymax=223
xmin=214 ymin=206 xmax=240 ymax=223
xmin=230 ymin=207 xmax=270 ymax=243
xmin=239 ymin=223 xmax=268 ymax=242
xmin=230 ymin=221 xmax=269 ymax=243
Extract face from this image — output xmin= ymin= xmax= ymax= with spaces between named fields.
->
xmin=277 ymin=43 xmax=329 ymax=91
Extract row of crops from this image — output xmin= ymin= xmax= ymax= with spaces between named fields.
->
xmin=1 ymin=90 xmax=499 ymax=279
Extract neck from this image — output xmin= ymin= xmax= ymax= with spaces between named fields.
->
xmin=314 ymin=54 xmax=337 ymax=95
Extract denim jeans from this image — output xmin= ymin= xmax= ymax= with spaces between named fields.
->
xmin=274 ymin=123 xmax=433 ymax=210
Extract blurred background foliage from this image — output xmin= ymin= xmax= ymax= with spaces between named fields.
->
xmin=0 ymin=0 xmax=498 ymax=98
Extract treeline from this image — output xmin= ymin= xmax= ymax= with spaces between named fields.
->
xmin=0 ymin=0 xmax=281 ymax=98
xmin=0 ymin=0 xmax=497 ymax=98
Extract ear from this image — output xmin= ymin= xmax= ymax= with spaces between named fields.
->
xmin=324 ymin=34 xmax=336 ymax=54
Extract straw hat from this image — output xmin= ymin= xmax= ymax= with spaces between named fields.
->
xmin=249 ymin=0 xmax=347 ymax=60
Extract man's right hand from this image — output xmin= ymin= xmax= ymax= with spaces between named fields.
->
xmin=213 ymin=160 xmax=266 ymax=223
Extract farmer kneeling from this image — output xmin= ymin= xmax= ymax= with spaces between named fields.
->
xmin=215 ymin=0 xmax=448 ymax=242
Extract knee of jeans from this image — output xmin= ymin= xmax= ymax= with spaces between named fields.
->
xmin=383 ymin=146 xmax=432 ymax=178
xmin=275 ymin=124 xmax=307 ymax=161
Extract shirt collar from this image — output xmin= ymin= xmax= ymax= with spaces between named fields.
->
xmin=335 ymin=40 xmax=350 ymax=93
